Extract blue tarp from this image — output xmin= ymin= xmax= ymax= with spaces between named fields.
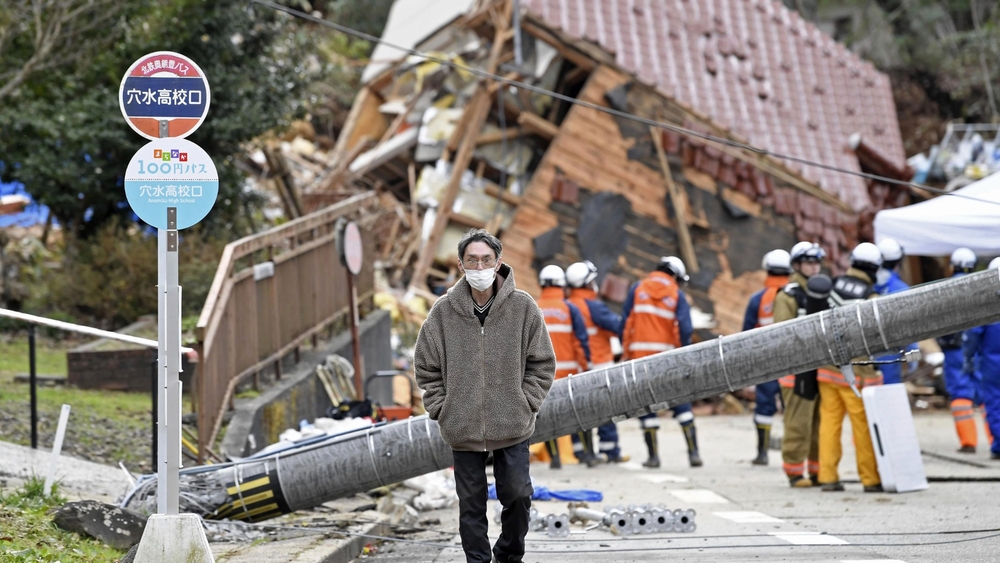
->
xmin=488 ymin=482 xmax=602 ymax=502
xmin=0 ymin=181 xmax=49 ymax=228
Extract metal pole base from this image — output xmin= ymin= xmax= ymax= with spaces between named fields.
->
xmin=133 ymin=514 xmax=214 ymax=563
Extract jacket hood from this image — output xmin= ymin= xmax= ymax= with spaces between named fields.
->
xmin=643 ymin=271 xmax=678 ymax=299
xmin=446 ymin=263 xmax=515 ymax=318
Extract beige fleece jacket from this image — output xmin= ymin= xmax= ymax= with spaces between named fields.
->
xmin=414 ymin=264 xmax=556 ymax=452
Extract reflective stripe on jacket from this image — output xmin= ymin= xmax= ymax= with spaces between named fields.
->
xmin=538 ymin=287 xmax=590 ymax=379
xmin=621 ymin=272 xmax=681 ymax=360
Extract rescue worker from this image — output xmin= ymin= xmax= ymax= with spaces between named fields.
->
xmin=566 ymin=260 xmax=630 ymax=464
xmin=873 ymin=238 xmax=918 ymax=385
xmin=815 ymin=243 xmax=884 ymax=493
xmin=621 ymin=256 xmax=702 ymax=468
xmin=774 ymin=241 xmax=826 ymax=487
xmin=536 ymin=264 xmax=591 ymax=469
xmin=963 ymin=257 xmax=1000 ymax=460
xmin=940 ymin=247 xmax=983 ymax=453
xmin=744 ymin=249 xmax=792 ymax=466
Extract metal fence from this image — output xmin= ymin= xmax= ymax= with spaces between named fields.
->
xmin=194 ymin=192 xmax=377 ymax=461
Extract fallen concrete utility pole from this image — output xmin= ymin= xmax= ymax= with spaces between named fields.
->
xmin=122 ymin=270 xmax=1000 ymax=520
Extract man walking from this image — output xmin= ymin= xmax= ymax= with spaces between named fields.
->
xmin=414 ymin=229 xmax=556 ymax=563
xmin=744 ymin=249 xmax=792 ymax=466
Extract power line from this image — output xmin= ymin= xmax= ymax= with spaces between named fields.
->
xmin=250 ymin=0 xmax=1000 ymax=209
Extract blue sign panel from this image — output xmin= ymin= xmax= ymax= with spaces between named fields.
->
xmin=124 ymin=138 xmax=218 ymax=230
xmin=119 ymin=77 xmax=208 ymax=119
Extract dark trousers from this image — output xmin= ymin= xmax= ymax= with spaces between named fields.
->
xmin=453 ymin=440 xmax=533 ymax=563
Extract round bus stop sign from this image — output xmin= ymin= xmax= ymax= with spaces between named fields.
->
xmin=123 ymin=138 xmax=219 ymax=230
xmin=119 ymin=51 xmax=211 ymax=140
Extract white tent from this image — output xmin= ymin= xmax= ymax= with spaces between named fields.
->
xmin=873 ymin=172 xmax=1000 ymax=256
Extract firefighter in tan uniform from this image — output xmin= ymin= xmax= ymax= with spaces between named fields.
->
xmin=774 ymin=242 xmax=825 ymax=487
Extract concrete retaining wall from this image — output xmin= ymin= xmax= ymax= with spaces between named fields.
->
xmin=221 ymin=309 xmax=392 ymax=458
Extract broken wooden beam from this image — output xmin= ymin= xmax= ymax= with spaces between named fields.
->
xmin=517 ymin=111 xmax=560 ymax=139
xmin=652 ymin=126 xmax=699 ymax=273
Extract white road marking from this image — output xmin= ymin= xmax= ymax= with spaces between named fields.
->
xmin=712 ymin=511 xmax=783 ymax=523
xmin=770 ymin=531 xmax=849 ymax=545
xmin=618 ymin=461 xmax=645 ymax=471
xmin=667 ymin=489 xmax=730 ymax=504
xmin=840 ymin=561 xmax=907 ymax=563
xmin=639 ymin=473 xmax=689 ymax=484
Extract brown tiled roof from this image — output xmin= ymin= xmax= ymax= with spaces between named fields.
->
xmin=523 ymin=0 xmax=906 ymax=211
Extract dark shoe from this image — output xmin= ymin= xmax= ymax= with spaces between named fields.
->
xmin=682 ymin=422 xmax=703 ymax=467
xmin=584 ymin=454 xmax=603 ymax=468
xmin=604 ymin=453 xmax=631 ymax=463
xmin=753 ymin=424 xmax=771 ymax=465
xmin=992 ymin=452 xmax=1000 ymax=460
xmin=809 ymin=474 xmax=820 ymax=487
xmin=958 ymin=445 xmax=977 ymax=454
xmin=689 ymin=451 xmax=703 ymax=467
xmin=863 ymin=484 xmax=884 ymax=493
xmin=642 ymin=427 xmax=659 ymax=466
xmin=642 ymin=455 xmax=661 ymax=468
xmin=546 ymin=440 xmax=561 ymax=469
xmin=821 ymin=482 xmax=845 ymax=492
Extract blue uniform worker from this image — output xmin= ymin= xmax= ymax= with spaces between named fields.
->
xmin=745 ymin=250 xmax=793 ymax=466
xmin=942 ymin=248 xmax=983 ymax=453
xmin=962 ymin=322 xmax=999 ymax=458
xmin=873 ymin=261 xmax=919 ymax=385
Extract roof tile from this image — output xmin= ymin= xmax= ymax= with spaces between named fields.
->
xmin=524 ymin=0 xmax=905 ymax=211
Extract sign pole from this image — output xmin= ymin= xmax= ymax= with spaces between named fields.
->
xmin=347 ymin=270 xmax=363 ymax=398
xmin=125 ymin=50 xmax=214 ymax=562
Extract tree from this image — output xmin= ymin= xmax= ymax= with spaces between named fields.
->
xmin=0 ymin=0 xmax=124 ymax=101
xmin=814 ymin=0 xmax=1000 ymax=153
xmin=0 ymin=0 xmax=323 ymax=238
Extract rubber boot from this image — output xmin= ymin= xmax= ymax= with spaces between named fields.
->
xmin=642 ymin=428 xmax=660 ymax=468
xmin=582 ymin=430 xmax=602 ymax=468
xmin=682 ymin=421 xmax=703 ymax=467
xmin=545 ymin=440 xmax=561 ymax=469
xmin=752 ymin=423 xmax=770 ymax=466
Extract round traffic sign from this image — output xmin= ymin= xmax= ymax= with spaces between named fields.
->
xmin=119 ymin=51 xmax=211 ymax=140
xmin=342 ymin=222 xmax=363 ymax=275
xmin=123 ymin=138 xmax=219 ymax=230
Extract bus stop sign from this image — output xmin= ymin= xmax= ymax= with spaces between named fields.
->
xmin=119 ymin=51 xmax=211 ymax=140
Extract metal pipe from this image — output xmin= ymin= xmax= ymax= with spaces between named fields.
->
xmin=29 ymin=325 xmax=37 ymax=449
xmin=124 ymin=270 xmax=1000 ymax=518
xmin=0 ymin=308 xmax=194 ymax=353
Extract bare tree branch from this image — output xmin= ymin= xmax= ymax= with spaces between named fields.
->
xmin=0 ymin=0 xmax=121 ymax=101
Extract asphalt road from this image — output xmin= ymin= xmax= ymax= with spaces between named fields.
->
xmin=366 ymin=410 xmax=1000 ymax=563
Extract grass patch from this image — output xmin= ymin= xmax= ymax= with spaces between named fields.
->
xmin=0 ymin=338 xmax=72 ymax=383
xmin=0 ymin=373 xmax=193 ymax=472
xmin=0 ymin=477 xmax=125 ymax=562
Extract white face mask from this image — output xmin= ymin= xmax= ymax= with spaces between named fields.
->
xmin=465 ymin=268 xmax=496 ymax=292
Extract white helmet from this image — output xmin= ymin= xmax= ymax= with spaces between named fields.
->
xmin=539 ymin=264 xmax=567 ymax=287
xmin=951 ymin=247 xmax=977 ymax=271
xmin=762 ymin=249 xmax=792 ymax=275
xmin=876 ymin=238 xmax=904 ymax=262
xmin=990 ymin=257 xmax=1000 ymax=270
xmin=790 ymin=241 xmax=826 ymax=263
xmin=659 ymin=256 xmax=689 ymax=283
xmin=566 ymin=260 xmax=598 ymax=288
xmin=850 ymin=242 xmax=883 ymax=269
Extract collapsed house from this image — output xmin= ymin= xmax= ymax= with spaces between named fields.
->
xmin=311 ymin=0 xmax=912 ymax=336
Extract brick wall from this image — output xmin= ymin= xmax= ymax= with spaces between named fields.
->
xmin=67 ymin=348 xmax=194 ymax=393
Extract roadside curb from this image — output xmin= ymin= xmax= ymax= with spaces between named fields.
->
xmin=212 ymin=518 xmax=389 ymax=563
